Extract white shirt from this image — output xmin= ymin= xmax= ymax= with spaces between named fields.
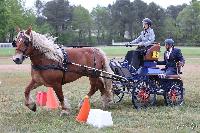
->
xmin=165 ymin=48 xmax=172 ymax=59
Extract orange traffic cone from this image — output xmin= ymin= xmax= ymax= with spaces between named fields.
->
xmin=46 ymin=87 xmax=59 ymax=109
xmin=76 ymin=95 xmax=90 ymax=123
xmin=36 ymin=91 xmax=47 ymax=106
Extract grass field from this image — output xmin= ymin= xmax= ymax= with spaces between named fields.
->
xmin=1 ymin=46 xmax=200 ymax=57
xmin=0 ymin=47 xmax=200 ymax=132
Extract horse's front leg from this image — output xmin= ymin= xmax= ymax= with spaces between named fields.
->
xmin=53 ymin=85 xmax=70 ymax=116
xmin=24 ymin=79 xmax=41 ymax=112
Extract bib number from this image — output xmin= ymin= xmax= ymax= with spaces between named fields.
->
xmin=152 ymin=51 xmax=159 ymax=58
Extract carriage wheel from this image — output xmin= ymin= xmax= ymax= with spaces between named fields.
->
xmin=112 ymin=81 xmax=125 ymax=103
xmin=164 ymin=81 xmax=184 ymax=106
xmin=132 ymin=81 xmax=156 ymax=109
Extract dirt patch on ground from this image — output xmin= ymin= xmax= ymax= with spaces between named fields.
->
xmin=0 ymin=56 xmax=199 ymax=73
xmin=183 ymin=64 xmax=200 ymax=73
xmin=0 ymin=64 xmax=31 ymax=72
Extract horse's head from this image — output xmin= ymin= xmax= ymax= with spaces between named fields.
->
xmin=12 ymin=27 xmax=33 ymax=64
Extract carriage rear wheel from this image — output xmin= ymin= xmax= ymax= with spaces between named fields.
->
xmin=132 ymin=81 xmax=156 ymax=109
xmin=164 ymin=80 xmax=184 ymax=106
xmin=112 ymin=81 xmax=125 ymax=103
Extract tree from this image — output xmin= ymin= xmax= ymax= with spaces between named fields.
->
xmin=91 ymin=6 xmax=111 ymax=45
xmin=131 ymin=0 xmax=148 ymax=39
xmin=72 ymin=6 xmax=92 ymax=44
xmin=110 ymin=0 xmax=132 ymax=41
xmin=5 ymin=0 xmax=36 ymax=42
xmin=146 ymin=2 xmax=166 ymax=42
xmin=35 ymin=0 xmax=46 ymax=26
xmin=0 ymin=0 xmax=8 ymax=42
xmin=166 ymin=4 xmax=187 ymax=19
xmin=177 ymin=0 xmax=200 ymax=45
xmin=43 ymin=0 xmax=72 ymax=39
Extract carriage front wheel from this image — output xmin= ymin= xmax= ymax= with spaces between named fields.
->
xmin=112 ymin=81 xmax=125 ymax=103
xmin=132 ymin=80 xmax=156 ymax=109
xmin=164 ymin=80 xmax=184 ymax=106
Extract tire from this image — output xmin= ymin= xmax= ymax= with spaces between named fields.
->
xmin=112 ymin=81 xmax=125 ymax=103
xmin=132 ymin=80 xmax=156 ymax=109
xmin=164 ymin=80 xmax=184 ymax=106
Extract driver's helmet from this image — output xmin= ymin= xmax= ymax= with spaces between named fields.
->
xmin=164 ymin=39 xmax=174 ymax=46
xmin=142 ymin=18 xmax=152 ymax=27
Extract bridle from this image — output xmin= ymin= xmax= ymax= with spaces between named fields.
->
xmin=13 ymin=31 xmax=32 ymax=57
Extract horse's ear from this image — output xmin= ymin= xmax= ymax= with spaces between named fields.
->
xmin=16 ymin=27 xmax=20 ymax=33
xmin=26 ymin=26 xmax=32 ymax=35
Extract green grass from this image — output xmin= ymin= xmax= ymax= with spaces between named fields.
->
xmin=99 ymin=46 xmax=200 ymax=58
xmin=0 ymin=48 xmax=15 ymax=57
xmin=1 ymin=46 xmax=200 ymax=57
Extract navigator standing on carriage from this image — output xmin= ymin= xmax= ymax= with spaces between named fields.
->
xmin=130 ymin=18 xmax=155 ymax=50
xmin=158 ymin=39 xmax=185 ymax=75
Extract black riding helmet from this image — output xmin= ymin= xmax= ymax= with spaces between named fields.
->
xmin=164 ymin=39 xmax=174 ymax=46
xmin=142 ymin=18 xmax=152 ymax=27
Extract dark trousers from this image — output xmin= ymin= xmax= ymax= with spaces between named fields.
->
xmin=135 ymin=45 xmax=154 ymax=66
xmin=125 ymin=50 xmax=141 ymax=69
xmin=165 ymin=67 xmax=178 ymax=75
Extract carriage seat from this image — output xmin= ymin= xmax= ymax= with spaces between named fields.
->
xmin=109 ymin=60 xmax=133 ymax=78
xmin=144 ymin=43 xmax=160 ymax=61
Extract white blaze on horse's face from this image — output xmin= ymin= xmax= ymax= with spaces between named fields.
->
xmin=13 ymin=52 xmax=24 ymax=64
xmin=13 ymin=31 xmax=30 ymax=64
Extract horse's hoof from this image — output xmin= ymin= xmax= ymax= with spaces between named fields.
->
xmin=28 ymin=103 xmax=37 ymax=112
xmin=60 ymin=110 xmax=70 ymax=116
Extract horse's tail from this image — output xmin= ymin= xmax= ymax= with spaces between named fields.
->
xmin=97 ymin=49 xmax=113 ymax=102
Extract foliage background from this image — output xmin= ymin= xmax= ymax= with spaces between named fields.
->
xmin=0 ymin=0 xmax=200 ymax=46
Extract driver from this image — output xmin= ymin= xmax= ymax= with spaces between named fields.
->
xmin=130 ymin=18 xmax=155 ymax=50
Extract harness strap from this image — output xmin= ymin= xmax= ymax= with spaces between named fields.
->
xmin=61 ymin=48 xmax=68 ymax=71
xmin=92 ymin=48 xmax=96 ymax=68
xmin=32 ymin=64 xmax=64 ymax=71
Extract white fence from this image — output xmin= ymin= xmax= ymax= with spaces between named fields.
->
xmin=0 ymin=43 xmax=13 ymax=48
xmin=111 ymin=40 xmax=129 ymax=46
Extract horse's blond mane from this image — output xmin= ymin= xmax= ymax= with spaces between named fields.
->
xmin=31 ymin=31 xmax=63 ymax=62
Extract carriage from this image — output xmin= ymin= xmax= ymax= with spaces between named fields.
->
xmin=109 ymin=43 xmax=185 ymax=109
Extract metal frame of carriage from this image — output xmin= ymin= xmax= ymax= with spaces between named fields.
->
xmin=109 ymin=43 xmax=185 ymax=109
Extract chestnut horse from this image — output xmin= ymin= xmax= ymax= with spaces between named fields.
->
xmin=12 ymin=27 xmax=112 ymax=115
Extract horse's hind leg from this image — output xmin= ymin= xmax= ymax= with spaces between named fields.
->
xmin=77 ymin=78 xmax=98 ymax=108
xmin=53 ymin=85 xmax=70 ymax=116
xmin=87 ymin=77 xmax=111 ymax=108
xmin=24 ymin=79 xmax=41 ymax=112
xmin=96 ymin=78 xmax=112 ymax=108
xmin=87 ymin=78 xmax=99 ymax=97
